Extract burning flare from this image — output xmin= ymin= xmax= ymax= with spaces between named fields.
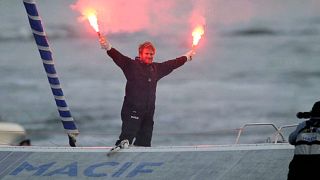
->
xmin=192 ymin=25 xmax=205 ymax=46
xmin=83 ymin=8 xmax=99 ymax=32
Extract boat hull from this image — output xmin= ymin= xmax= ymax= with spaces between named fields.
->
xmin=0 ymin=144 xmax=293 ymax=180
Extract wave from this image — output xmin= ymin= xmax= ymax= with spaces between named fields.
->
xmin=0 ymin=24 xmax=155 ymax=44
xmin=231 ymin=28 xmax=278 ymax=36
xmin=2 ymin=22 xmax=320 ymax=42
xmin=0 ymin=24 xmax=80 ymax=42
xmin=283 ymin=70 xmax=320 ymax=81
xmin=226 ymin=28 xmax=320 ymax=37
xmin=223 ymin=16 xmax=320 ymax=37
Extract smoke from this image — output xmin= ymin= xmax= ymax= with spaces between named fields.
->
xmin=190 ymin=0 xmax=206 ymax=27
xmin=70 ymin=0 xmax=258 ymax=49
xmin=70 ymin=0 xmax=207 ymax=35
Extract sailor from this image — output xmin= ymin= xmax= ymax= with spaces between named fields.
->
xmin=287 ymin=101 xmax=320 ymax=180
xmin=99 ymin=35 xmax=195 ymax=148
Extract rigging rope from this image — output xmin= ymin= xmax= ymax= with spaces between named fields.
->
xmin=22 ymin=0 xmax=79 ymax=147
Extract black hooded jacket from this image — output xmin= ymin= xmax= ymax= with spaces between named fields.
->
xmin=107 ymin=48 xmax=187 ymax=111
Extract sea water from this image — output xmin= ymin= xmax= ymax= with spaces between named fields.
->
xmin=1 ymin=0 xmax=320 ymax=146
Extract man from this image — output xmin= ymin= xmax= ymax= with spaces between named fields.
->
xmin=287 ymin=101 xmax=320 ymax=180
xmin=99 ymin=35 xmax=195 ymax=147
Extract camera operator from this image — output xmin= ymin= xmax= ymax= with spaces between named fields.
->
xmin=287 ymin=101 xmax=320 ymax=180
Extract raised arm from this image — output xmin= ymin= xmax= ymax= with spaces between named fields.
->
xmin=99 ymin=35 xmax=131 ymax=70
xmin=99 ymin=34 xmax=112 ymax=51
xmin=157 ymin=49 xmax=195 ymax=79
xmin=288 ymin=121 xmax=307 ymax=145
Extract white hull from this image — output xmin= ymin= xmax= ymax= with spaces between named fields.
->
xmin=0 ymin=143 xmax=293 ymax=180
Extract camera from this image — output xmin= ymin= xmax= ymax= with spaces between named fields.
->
xmin=296 ymin=112 xmax=311 ymax=119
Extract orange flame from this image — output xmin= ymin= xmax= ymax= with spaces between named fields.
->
xmin=192 ymin=25 xmax=205 ymax=46
xmin=83 ymin=8 xmax=99 ymax=32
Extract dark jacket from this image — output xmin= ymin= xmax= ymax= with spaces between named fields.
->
xmin=107 ymin=48 xmax=187 ymax=111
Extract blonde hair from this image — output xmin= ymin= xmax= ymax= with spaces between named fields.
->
xmin=138 ymin=41 xmax=156 ymax=55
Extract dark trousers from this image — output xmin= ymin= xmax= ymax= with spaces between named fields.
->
xmin=116 ymin=105 xmax=154 ymax=147
xmin=287 ymin=154 xmax=320 ymax=180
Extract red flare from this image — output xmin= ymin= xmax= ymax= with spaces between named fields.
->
xmin=192 ymin=25 xmax=205 ymax=47
xmin=83 ymin=8 xmax=99 ymax=32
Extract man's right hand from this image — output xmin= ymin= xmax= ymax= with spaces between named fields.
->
xmin=99 ymin=35 xmax=112 ymax=51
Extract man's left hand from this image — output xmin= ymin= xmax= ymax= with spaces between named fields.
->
xmin=184 ymin=50 xmax=195 ymax=61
